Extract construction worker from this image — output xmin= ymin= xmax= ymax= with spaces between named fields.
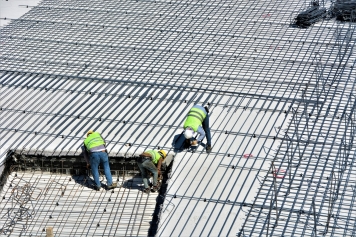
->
xmin=83 ymin=130 xmax=117 ymax=191
xmin=183 ymin=104 xmax=212 ymax=153
xmin=137 ymin=149 xmax=167 ymax=194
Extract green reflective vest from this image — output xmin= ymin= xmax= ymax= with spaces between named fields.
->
xmin=183 ymin=106 xmax=206 ymax=132
xmin=84 ymin=132 xmax=105 ymax=150
xmin=145 ymin=150 xmax=161 ymax=164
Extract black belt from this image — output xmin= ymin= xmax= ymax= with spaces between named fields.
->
xmin=90 ymin=149 xmax=106 ymax=153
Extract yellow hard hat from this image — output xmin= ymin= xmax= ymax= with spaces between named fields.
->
xmin=86 ymin=130 xmax=94 ymax=137
xmin=158 ymin=150 xmax=167 ymax=159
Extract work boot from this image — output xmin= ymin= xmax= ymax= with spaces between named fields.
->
xmin=143 ymin=187 xmax=150 ymax=194
xmin=107 ymin=182 xmax=117 ymax=190
xmin=93 ymin=185 xmax=101 ymax=191
xmin=206 ymin=145 xmax=212 ymax=153
xmin=152 ymin=185 xmax=159 ymax=192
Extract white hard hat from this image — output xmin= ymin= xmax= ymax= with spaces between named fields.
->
xmin=184 ymin=128 xmax=194 ymax=139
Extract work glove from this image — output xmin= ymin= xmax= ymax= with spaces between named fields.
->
xmin=191 ymin=139 xmax=198 ymax=146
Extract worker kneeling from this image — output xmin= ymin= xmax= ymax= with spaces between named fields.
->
xmin=137 ymin=149 xmax=167 ymax=194
xmin=183 ymin=104 xmax=212 ymax=153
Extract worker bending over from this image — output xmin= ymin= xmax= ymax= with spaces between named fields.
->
xmin=83 ymin=130 xmax=117 ymax=191
xmin=137 ymin=149 xmax=167 ymax=194
xmin=183 ymin=104 xmax=212 ymax=153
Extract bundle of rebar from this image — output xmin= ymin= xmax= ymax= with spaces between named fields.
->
xmin=295 ymin=5 xmax=327 ymax=28
xmin=332 ymin=0 xmax=356 ymax=21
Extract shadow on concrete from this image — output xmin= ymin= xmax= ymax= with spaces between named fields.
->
xmin=121 ymin=176 xmax=143 ymax=190
xmin=172 ymin=133 xmax=188 ymax=152
xmin=71 ymin=174 xmax=95 ymax=189
xmin=72 ymin=171 xmax=114 ymax=190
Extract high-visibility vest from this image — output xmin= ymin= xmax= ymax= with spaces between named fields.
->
xmin=84 ymin=132 xmax=105 ymax=150
xmin=145 ymin=150 xmax=161 ymax=164
xmin=183 ymin=106 xmax=206 ymax=132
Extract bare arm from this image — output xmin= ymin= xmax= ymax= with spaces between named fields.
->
xmin=82 ymin=145 xmax=90 ymax=167
xmin=157 ymin=157 xmax=163 ymax=175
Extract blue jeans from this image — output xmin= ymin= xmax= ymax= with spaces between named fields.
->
xmin=90 ymin=151 xmax=113 ymax=188
xmin=137 ymin=159 xmax=158 ymax=189
xmin=202 ymin=114 xmax=212 ymax=146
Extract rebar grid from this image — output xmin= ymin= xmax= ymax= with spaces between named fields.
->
xmin=0 ymin=0 xmax=356 ymax=236
xmin=240 ymin=18 xmax=356 ymax=237
xmin=0 ymin=0 xmax=314 ymax=162
xmin=0 ymin=169 xmax=155 ymax=236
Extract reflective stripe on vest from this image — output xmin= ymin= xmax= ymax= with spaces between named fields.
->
xmin=146 ymin=150 xmax=161 ymax=164
xmin=84 ymin=132 xmax=105 ymax=150
xmin=183 ymin=106 xmax=207 ymax=132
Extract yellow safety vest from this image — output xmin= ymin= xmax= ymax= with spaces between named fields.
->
xmin=84 ymin=132 xmax=105 ymax=150
xmin=145 ymin=150 xmax=161 ymax=164
xmin=183 ymin=106 xmax=206 ymax=132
